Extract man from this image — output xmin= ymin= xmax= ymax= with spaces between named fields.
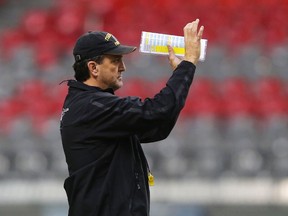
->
xmin=60 ymin=19 xmax=204 ymax=216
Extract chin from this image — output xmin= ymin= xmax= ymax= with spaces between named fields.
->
xmin=117 ymin=82 xmax=123 ymax=88
xmin=113 ymin=84 xmax=122 ymax=91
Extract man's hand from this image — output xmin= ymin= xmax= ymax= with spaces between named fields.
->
xmin=168 ymin=19 xmax=204 ymax=69
xmin=183 ymin=19 xmax=204 ymax=65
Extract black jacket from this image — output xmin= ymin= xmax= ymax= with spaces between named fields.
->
xmin=60 ymin=61 xmax=196 ymax=216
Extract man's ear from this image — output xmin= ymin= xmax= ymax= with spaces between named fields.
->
xmin=87 ymin=61 xmax=98 ymax=76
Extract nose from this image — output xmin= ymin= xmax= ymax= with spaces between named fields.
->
xmin=119 ymin=60 xmax=126 ymax=72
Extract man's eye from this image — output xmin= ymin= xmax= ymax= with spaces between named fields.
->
xmin=112 ymin=58 xmax=121 ymax=63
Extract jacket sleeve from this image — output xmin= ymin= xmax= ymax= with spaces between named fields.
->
xmin=66 ymin=61 xmax=196 ymax=142
xmin=137 ymin=61 xmax=196 ymax=142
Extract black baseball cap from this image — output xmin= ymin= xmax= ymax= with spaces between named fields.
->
xmin=73 ymin=31 xmax=137 ymax=62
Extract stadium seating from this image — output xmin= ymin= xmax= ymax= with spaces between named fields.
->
xmin=0 ymin=0 xmax=288 ymax=180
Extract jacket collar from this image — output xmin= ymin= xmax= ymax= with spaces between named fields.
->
xmin=66 ymin=79 xmax=114 ymax=94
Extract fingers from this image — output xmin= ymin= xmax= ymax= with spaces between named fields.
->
xmin=167 ymin=45 xmax=174 ymax=55
xmin=167 ymin=45 xmax=175 ymax=61
xmin=191 ymin=19 xmax=199 ymax=34
xmin=167 ymin=45 xmax=175 ymax=63
xmin=197 ymin=26 xmax=204 ymax=41
xmin=183 ymin=19 xmax=199 ymax=30
xmin=184 ymin=19 xmax=203 ymax=41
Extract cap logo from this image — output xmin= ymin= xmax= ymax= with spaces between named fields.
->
xmin=105 ymin=33 xmax=112 ymax=41
xmin=105 ymin=33 xmax=120 ymax=46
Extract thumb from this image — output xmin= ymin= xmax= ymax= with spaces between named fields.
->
xmin=167 ymin=45 xmax=182 ymax=70
xmin=167 ymin=45 xmax=175 ymax=59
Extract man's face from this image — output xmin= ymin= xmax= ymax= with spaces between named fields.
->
xmin=96 ymin=55 xmax=126 ymax=91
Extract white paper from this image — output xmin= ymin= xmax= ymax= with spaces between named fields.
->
xmin=140 ymin=31 xmax=208 ymax=61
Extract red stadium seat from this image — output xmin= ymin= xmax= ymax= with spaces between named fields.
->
xmin=20 ymin=10 xmax=52 ymax=42
xmin=182 ymin=78 xmax=221 ymax=117
xmin=29 ymin=98 xmax=57 ymax=135
xmin=17 ymin=80 xmax=47 ymax=101
xmin=0 ymin=28 xmax=26 ymax=59
xmin=253 ymin=77 xmax=285 ymax=99
xmin=15 ymin=81 xmax=53 ymax=117
xmin=0 ymin=98 xmax=24 ymax=135
xmin=47 ymin=83 xmax=68 ymax=116
xmin=52 ymin=6 xmax=86 ymax=52
xmin=219 ymin=77 xmax=251 ymax=98
xmin=14 ymin=81 xmax=56 ymax=134
xmin=31 ymin=30 xmax=60 ymax=69
xmin=190 ymin=77 xmax=216 ymax=97
xmin=222 ymin=94 xmax=254 ymax=118
xmin=253 ymin=77 xmax=288 ymax=118
xmin=86 ymin=0 xmax=113 ymax=15
xmin=219 ymin=77 xmax=255 ymax=117
xmin=256 ymin=95 xmax=288 ymax=119
xmin=183 ymin=94 xmax=221 ymax=118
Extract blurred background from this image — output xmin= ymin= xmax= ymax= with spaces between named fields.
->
xmin=0 ymin=0 xmax=288 ymax=215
